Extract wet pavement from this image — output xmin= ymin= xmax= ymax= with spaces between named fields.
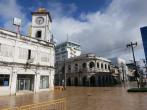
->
xmin=0 ymin=86 xmax=147 ymax=110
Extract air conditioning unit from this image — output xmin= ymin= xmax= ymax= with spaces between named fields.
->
xmin=27 ymin=58 xmax=34 ymax=64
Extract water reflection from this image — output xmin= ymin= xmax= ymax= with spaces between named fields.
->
xmin=0 ymin=87 xmax=147 ymax=110
xmin=64 ymin=87 xmax=147 ymax=110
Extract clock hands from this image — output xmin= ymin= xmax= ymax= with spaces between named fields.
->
xmin=36 ymin=17 xmax=44 ymax=25
xmin=39 ymin=19 xmax=42 ymax=24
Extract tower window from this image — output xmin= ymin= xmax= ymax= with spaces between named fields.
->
xmin=28 ymin=49 xmax=31 ymax=59
xmin=36 ymin=31 xmax=42 ymax=38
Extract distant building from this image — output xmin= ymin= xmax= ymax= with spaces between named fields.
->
xmin=140 ymin=26 xmax=147 ymax=62
xmin=126 ymin=62 xmax=137 ymax=81
xmin=110 ymin=57 xmax=130 ymax=82
xmin=136 ymin=59 xmax=147 ymax=76
xmin=55 ymin=41 xmax=81 ymax=62
xmin=127 ymin=60 xmax=147 ymax=78
xmin=0 ymin=8 xmax=55 ymax=96
xmin=55 ymin=53 xmax=118 ymax=86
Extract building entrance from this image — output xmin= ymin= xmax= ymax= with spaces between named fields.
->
xmin=18 ymin=79 xmax=30 ymax=90
xmin=17 ymin=75 xmax=34 ymax=91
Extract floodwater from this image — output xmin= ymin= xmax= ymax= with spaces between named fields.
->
xmin=0 ymin=86 xmax=147 ymax=110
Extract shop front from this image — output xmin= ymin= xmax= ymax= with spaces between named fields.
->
xmin=17 ymin=74 xmax=34 ymax=91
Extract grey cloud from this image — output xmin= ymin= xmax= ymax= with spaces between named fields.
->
xmin=0 ymin=0 xmax=145 ymax=61
xmin=51 ymin=0 xmax=147 ymax=61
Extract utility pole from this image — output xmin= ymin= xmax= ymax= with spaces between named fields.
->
xmin=126 ymin=42 xmax=140 ymax=88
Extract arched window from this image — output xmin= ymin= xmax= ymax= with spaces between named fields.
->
xmin=89 ymin=62 xmax=95 ymax=68
xmin=74 ymin=64 xmax=78 ymax=71
xmin=97 ymin=62 xmax=99 ymax=68
xmin=105 ymin=64 xmax=107 ymax=69
xmin=82 ymin=63 xmax=86 ymax=68
xmin=101 ymin=63 xmax=103 ymax=69
xmin=108 ymin=65 xmax=110 ymax=70
xmin=61 ymin=66 xmax=65 ymax=73
xmin=36 ymin=31 xmax=42 ymax=38
xmin=68 ymin=65 xmax=71 ymax=71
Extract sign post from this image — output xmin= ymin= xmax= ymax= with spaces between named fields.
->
xmin=13 ymin=17 xmax=22 ymax=35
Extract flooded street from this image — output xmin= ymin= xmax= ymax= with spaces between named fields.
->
xmin=65 ymin=87 xmax=147 ymax=110
xmin=0 ymin=87 xmax=147 ymax=110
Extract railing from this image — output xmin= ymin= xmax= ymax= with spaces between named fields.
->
xmin=1 ymin=98 xmax=66 ymax=110
xmin=2 ymin=107 xmax=19 ymax=110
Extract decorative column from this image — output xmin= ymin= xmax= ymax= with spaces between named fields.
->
xmin=10 ymin=68 xmax=17 ymax=95
xmin=34 ymin=72 xmax=40 ymax=93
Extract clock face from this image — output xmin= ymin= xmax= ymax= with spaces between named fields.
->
xmin=36 ymin=17 xmax=44 ymax=25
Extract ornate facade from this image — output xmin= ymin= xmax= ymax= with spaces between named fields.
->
xmin=56 ymin=54 xmax=117 ymax=86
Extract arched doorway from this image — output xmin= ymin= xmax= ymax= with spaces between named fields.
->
xmin=67 ymin=77 xmax=71 ymax=86
xmin=97 ymin=76 xmax=101 ymax=86
xmin=101 ymin=76 xmax=105 ymax=86
xmin=105 ymin=76 xmax=109 ymax=86
xmin=74 ymin=77 xmax=78 ymax=86
xmin=82 ymin=76 xmax=87 ymax=86
xmin=90 ymin=76 xmax=96 ymax=86
xmin=82 ymin=63 xmax=87 ymax=69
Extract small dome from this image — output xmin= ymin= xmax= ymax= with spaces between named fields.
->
xmin=37 ymin=8 xmax=47 ymax=12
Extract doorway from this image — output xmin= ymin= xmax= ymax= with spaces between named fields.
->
xmin=82 ymin=76 xmax=87 ymax=86
xmin=17 ymin=75 xmax=34 ymax=91
xmin=90 ymin=76 xmax=96 ymax=86
xmin=74 ymin=77 xmax=78 ymax=86
xmin=18 ymin=79 xmax=30 ymax=90
xmin=67 ymin=77 xmax=71 ymax=86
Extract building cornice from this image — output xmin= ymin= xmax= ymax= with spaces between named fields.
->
xmin=0 ymin=28 xmax=55 ymax=48
xmin=0 ymin=61 xmax=55 ymax=69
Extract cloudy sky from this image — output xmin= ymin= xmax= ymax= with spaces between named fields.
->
xmin=0 ymin=0 xmax=146 ymax=61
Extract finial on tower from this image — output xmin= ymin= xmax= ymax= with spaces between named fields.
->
xmin=37 ymin=8 xmax=47 ymax=12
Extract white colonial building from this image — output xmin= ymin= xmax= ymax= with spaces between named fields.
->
xmin=0 ymin=8 xmax=55 ymax=96
xmin=110 ymin=57 xmax=129 ymax=82
xmin=55 ymin=41 xmax=81 ymax=62
xmin=55 ymin=54 xmax=118 ymax=86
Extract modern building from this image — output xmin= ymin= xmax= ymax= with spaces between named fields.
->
xmin=140 ymin=26 xmax=147 ymax=62
xmin=55 ymin=41 xmax=81 ymax=62
xmin=55 ymin=53 xmax=118 ymax=86
xmin=0 ymin=8 xmax=55 ymax=96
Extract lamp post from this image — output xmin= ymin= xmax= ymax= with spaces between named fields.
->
xmin=121 ymin=63 xmax=125 ymax=88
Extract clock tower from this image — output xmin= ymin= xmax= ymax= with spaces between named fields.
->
xmin=31 ymin=8 xmax=52 ymax=42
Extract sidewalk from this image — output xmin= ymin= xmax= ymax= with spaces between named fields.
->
xmin=0 ymin=90 xmax=64 ymax=109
